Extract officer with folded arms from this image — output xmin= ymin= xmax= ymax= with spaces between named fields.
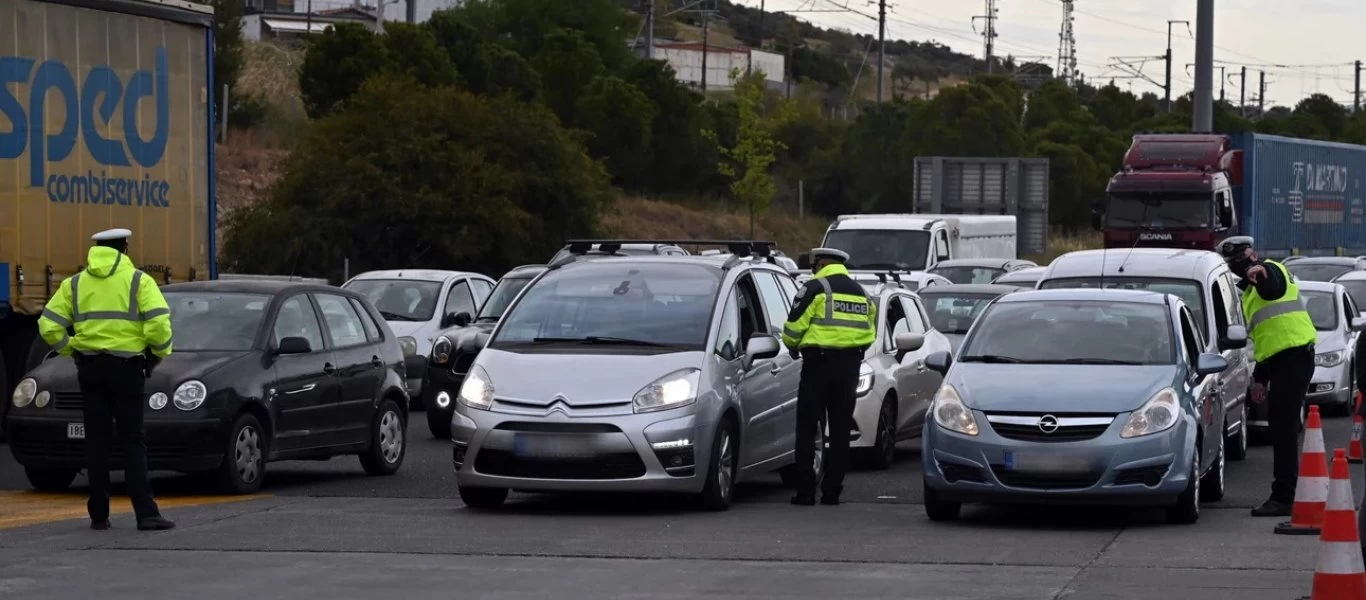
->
xmin=1217 ymin=236 xmax=1317 ymax=518
xmin=38 ymin=228 xmax=176 ymax=531
xmin=782 ymin=248 xmax=877 ymax=506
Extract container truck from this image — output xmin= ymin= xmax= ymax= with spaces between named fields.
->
xmin=1095 ymin=132 xmax=1366 ymax=257
xmin=0 ymin=0 xmax=217 ymax=432
xmin=912 ymin=156 xmax=1051 ymax=256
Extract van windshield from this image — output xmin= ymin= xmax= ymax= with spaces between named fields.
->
xmin=1038 ymin=277 xmax=1206 ymax=340
xmin=823 ymin=229 xmax=930 ymax=271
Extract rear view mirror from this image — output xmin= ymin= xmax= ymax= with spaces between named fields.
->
xmin=1218 ymin=325 xmax=1248 ymax=350
xmin=797 ymin=253 xmax=812 ymax=270
xmin=744 ymin=335 xmax=781 ymax=369
xmin=276 ymin=336 xmax=312 ymax=355
xmin=1195 ymin=353 xmax=1230 ymax=377
xmin=924 ymin=351 xmax=953 ymax=375
xmin=893 ymin=332 xmax=924 ymax=361
xmin=1352 ymin=317 xmax=1366 ymax=333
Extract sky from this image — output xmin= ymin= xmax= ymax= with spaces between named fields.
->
xmin=733 ymin=0 xmax=1365 ymax=110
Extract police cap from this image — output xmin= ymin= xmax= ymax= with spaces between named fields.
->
xmin=91 ymin=228 xmax=132 ymax=242
xmin=809 ymin=247 xmax=850 ymax=263
xmin=1215 ymin=236 xmax=1254 ymax=261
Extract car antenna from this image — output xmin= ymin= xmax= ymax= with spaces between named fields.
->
xmin=1115 ymin=202 xmax=1152 ymax=276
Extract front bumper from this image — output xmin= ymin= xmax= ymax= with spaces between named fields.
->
xmin=1306 ymin=363 xmax=1353 ymax=407
xmin=451 ymin=404 xmax=714 ymax=494
xmin=923 ymin=410 xmax=1195 ymax=506
xmin=849 ymin=391 xmax=881 ymax=448
xmin=6 ymin=413 xmax=225 ymax=472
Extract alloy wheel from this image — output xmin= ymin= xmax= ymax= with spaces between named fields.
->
xmin=380 ymin=410 xmax=404 ymax=464
xmin=716 ymin=429 xmax=734 ymax=502
xmin=235 ymin=426 xmax=262 ymax=484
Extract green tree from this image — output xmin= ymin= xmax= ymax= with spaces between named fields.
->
xmin=457 ymin=0 xmax=635 ymax=72
xmin=298 ymin=23 xmax=395 ymax=119
xmin=574 ymin=75 xmax=657 ymax=184
xmin=532 ymin=29 xmax=607 ymax=125
xmin=383 ymin=22 xmax=460 ymax=88
xmin=424 ymin=11 xmax=541 ymax=101
xmin=1023 ymin=79 xmax=1082 ymax=131
xmin=223 ymin=76 xmax=610 ymax=279
xmin=704 ymin=74 xmax=787 ymax=235
xmin=621 ymin=59 xmax=714 ymax=193
xmin=1293 ymin=94 xmax=1348 ymax=140
xmin=210 ymin=0 xmax=245 ymax=92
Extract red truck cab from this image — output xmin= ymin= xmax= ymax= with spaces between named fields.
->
xmin=1095 ymin=134 xmax=1243 ymax=251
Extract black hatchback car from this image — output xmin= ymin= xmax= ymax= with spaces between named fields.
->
xmin=419 ymin=264 xmax=545 ymax=439
xmin=5 ymin=280 xmax=411 ymax=494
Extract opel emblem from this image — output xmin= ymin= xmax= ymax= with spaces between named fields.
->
xmin=1038 ymin=414 xmax=1060 ymax=434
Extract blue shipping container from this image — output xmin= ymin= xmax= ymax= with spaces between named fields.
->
xmin=1232 ymin=132 xmax=1366 ymax=257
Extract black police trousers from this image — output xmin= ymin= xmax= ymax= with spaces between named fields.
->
xmin=76 ymin=353 xmax=161 ymax=522
xmin=793 ymin=347 xmax=863 ymax=499
xmin=1262 ymin=344 xmax=1316 ymax=504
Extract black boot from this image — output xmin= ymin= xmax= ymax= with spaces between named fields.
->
xmin=820 ymin=485 xmax=843 ymax=505
xmin=137 ymin=516 xmax=176 ymax=531
xmin=1251 ymin=498 xmax=1293 ymax=517
xmin=790 ymin=494 xmax=815 ymax=506
xmin=90 ymin=520 xmax=110 ymax=530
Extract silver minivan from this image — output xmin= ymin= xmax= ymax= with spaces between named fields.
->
xmin=1038 ymin=248 xmax=1255 ymax=460
xmin=450 ymin=245 xmax=818 ymax=510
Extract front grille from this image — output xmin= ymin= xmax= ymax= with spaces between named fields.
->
xmin=493 ymin=422 xmax=620 ymax=434
xmin=1113 ymin=464 xmax=1170 ymax=487
xmin=475 ymin=448 xmax=647 ymax=480
xmin=11 ymin=437 xmax=189 ymax=462
xmin=52 ymin=392 xmax=84 ymax=411
xmin=991 ymin=466 xmax=1100 ymax=489
xmin=939 ymin=462 xmax=987 ymax=483
xmin=991 ymin=422 xmax=1110 ymax=443
xmin=985 ymin=412 xmax=1115 ymax=443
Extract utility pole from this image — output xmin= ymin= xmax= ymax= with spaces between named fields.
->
xmin=1240 ymin=66 xmax=1247 ymax=116
xmin=1258 ymin=70 xmax=1266 ymax=116
xmin=1164 ymin=19 xmax=1189 ymax=114
xmin=1192 ymin=0 xmax=1214 ymax=132
xmin=876 ymin=0 xmax=886 ymax=103
xmin=645 ymin=0 xmax=654 ymax=59
xmin=1355 ymin=60 xmax=1362 ymax=113
xmin=404 ymin=0 xmax=414 ymax=24
xmin=747 ymin=0 xmax=763 ymax=74
xmin=973 ymin=0 xmax=999 ymax=74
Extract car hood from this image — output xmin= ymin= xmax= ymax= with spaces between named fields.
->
xmin=477 ymin=348 xmax=707 ymax=408
xmin=27 ymin=352 xmax=251 ymax=393
xmin=1315 ymin=329 xmax=1347 ymax=353
xmin=947 ymin=363 xmax=1177 ymax=413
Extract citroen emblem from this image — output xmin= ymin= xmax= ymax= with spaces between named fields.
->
xmin=1038 ymin=414 xmax=1060 ymax=434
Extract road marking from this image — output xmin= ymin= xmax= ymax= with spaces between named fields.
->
xmin=0 ymin=491 xmax=269 ymax=530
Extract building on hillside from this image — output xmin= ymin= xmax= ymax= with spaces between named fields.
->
xmin=242 ymin=0 xmax=464 ymax=41
xmin=632 ymin=41 xmax=786 ymax=92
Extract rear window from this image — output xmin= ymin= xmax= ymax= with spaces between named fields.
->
xmin=930 ymin=266 xmax=1006 ymax=285
xmin=919 ymin=292 xmax=1002 ymax=334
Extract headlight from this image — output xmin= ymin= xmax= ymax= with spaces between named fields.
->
xmin=435 ymin=390 xmax=452 ymax=409
xmin=458 ymin=365 xmax=494 ymax=410
xmin=931 ymin=384 xmax=978 ymax=436
xmin=148 ymin=392 xmax=169 ymax=410
xmin=33 ymin=390 xmax=50 ymax=408
xmin=431 ymin=336 xmax=452 ymax=366
xmin=173 ymin=380 xmax=208 ymax=411
xmin=11 ymin=378 xmax=36 ymax=408
xmin=1121 ymin=387 xmax=1180 ymax=438
xmin=633 ymin=368 xmax=701 ymax=414
xmin=856 ymin=362 xmax=874 ymax=396
xmin=1315 ymin=350 xmax=1345 ymax=368
xmin=398 ymin=336 xmax=418 ymax=358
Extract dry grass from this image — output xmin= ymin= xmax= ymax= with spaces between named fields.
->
xmin=238 ymin=41 xmax=306 ymax=118
xmin=600 ymin=196 xmax=830 ymax=257
xmin=215 ymin=132 xmax=287 ymax=215
xmin=670 ymin=21 xmax=746 ymax=50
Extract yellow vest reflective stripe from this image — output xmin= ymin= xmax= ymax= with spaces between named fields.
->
xmin=782 ymin=265 xmax=877 ymax=350
xmin=68 ymin=270 xmax=170 ymax=356
xmin=1241 ymin=260 xmax=1317 ymax=362
xmin=811 ymin=276 xmax=874 ymax=331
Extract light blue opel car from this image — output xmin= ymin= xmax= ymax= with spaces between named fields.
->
xmin=921 ymin=288 xmax=1243 ymax=525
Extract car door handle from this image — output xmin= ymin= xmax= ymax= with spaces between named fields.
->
xmin=769 ymin=363 xmax=782 ymax=375
xmin=323 ymin=363 xmax=336 ymax=375
xmin=913 ymin=360 xmax=926 ymax=371
xmin=284 ymin=384 xmax=316 ymax=395
xmin=371 ymin=356 xmax=383 ymax=367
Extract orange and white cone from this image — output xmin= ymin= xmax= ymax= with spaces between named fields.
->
xmin=1299 ymin=449 xmax=1366 ymax=600
xmin=1278 ymin=405 xmax=1330 ymax=535
xmin=1350 ymin=413 xmax=1364 ymax=465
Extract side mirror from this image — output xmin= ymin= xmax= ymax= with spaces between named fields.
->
xmin=275 ymin=336 xmax=312 ymax=355
xmin=797 ymin=253 xmax=812 ymax=270
xmin=1218 ymin=324 xmax=1248 ymax=350
xmin=743 ymin=335 xmax=781 ymax=369
xmin=893 ymin=332 xmax=925 ymax=362
xmin=924 ymin=351 xmax=953 ymax=376
xmin=1352 ymin=317 xmax=1366 ymax=333
xmin=1195 ymin=353 xmax=1230 ymax=377
xmin=443 ymin=311 xmax=472 ymax=329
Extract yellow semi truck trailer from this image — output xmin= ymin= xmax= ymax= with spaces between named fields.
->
xmin=0 ymin=0 xmax=216 ymax=433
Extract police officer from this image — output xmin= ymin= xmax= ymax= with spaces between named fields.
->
xmin=1217 ymin=236 xmax=1317 ymax=518
xmin=38 ymin=229 xmax=176 ymax=531
xmin=782 ymin=248 xmax=877 ymax=506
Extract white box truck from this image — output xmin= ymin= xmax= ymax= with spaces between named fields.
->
xmin=800 ymin=214 xmax=1018 ymax=273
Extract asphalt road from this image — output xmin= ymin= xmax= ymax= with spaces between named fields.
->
xmin=1 ymin=409 xmax=1362 ymax=599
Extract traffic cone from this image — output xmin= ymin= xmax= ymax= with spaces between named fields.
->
xmin=1277 ymin=405 xmax=1330 ymax=535
xmin=1356 ymin=391 xmax=1363 ymax=415
xmin=1350 ymin=413 xmax=1364 ymax=465
xmin=1298 ymin=449 xmax=1366 ymax=600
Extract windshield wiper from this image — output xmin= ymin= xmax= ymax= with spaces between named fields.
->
xmin=1038 ymin=358 xmax=1143 ymax=365
xmin=959 ymin=354 xmax=1024 ymax=363
xmin=378 ymin=311 xmax=422 ymax=322
xmin=532 ymin=336 xmax=673 ymax=347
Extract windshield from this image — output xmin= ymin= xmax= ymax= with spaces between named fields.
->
xmin=477 ymin=276 xmax=534 ymax=322
xmin=164 ymin=292 xmax=270 ymax=351
xmin=1106 ymin=192 xmax=1212 ymax=228
xmin=1288 ymin=263 xmax=1355 ymax=283
xmin=1039 ymin=277 xmax=1206 ymax=340
xmin=1339 ymin=280 xmax=1366 ymax=312
xmin=960 ymin=300 xmax=1175 ymax=365
xmin=822 ymin=229 xmax=930 ymax=271
xmin=1303 ymin=290 xmax=1339 ymax=331
xmin=931 ymin=266 xmax=1006 ymax=285
xmin=342 ymin=278 xmax=443 ymax=322
xmin=920 ymin=293 xmax=1002 ymax=334
xmin=492 ymin=262 xmax=721 ymax=349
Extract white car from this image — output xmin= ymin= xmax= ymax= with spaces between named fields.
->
xmin=1332 ymin=270 xmax=1366 ymax=317
xmin=1300 ymin=281 xmax=1365 ymax=415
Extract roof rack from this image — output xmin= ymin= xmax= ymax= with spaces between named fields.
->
xmin=553 ymin=239 xmax=778 ymax=269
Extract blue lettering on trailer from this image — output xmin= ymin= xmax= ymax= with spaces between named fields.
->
xmin=0 ymin=47 xmax=171 ymax=208
xmin=0 ymin=263 xmax=8 ymax=302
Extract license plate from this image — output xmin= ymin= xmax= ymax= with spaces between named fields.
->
xmin=1003 ymin=451 xmax=1090 ymax=473
xmin=67 ymin=423 xmax=85 ymax=440
xmin=512 ymin=434 xmax=594 ymax=458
